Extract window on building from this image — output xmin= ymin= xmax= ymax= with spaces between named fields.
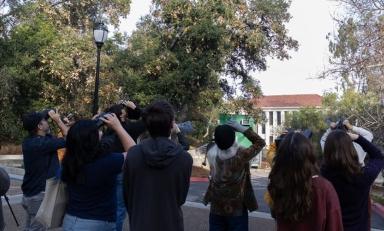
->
xmin=277 ymin=111 xmax=281 ymax=125
xmin=240 ymin=118 xmax=250 ymax=126
xmin=269 ymin=136 xmax=274 ymax=145
xmin=262 ymin=123 xmax=266 ymax=134
xmin=269 ymin=111 xmax=273 ymax=126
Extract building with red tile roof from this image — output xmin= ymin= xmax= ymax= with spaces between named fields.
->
xmin=253 ymin=94 xmax=323 ymax=147
xmin=254 ymin=94 xmax=322 ymax=109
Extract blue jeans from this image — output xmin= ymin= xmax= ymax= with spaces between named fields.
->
xmin=116 ymin=173 xmax=126 ymax=231
xmin=62 ymin=214 xmax=116 ymax=231
xmin=209 ymin=212 xmax=248 ymax=231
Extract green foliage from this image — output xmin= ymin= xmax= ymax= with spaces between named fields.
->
xmin=284 ymin=108 xmax=327 ymax=132
xmin=322 ymin=90 xmax=384 ymax=146
xmin=0 ymin=1 xmax=129 ymax=143
xmin=0 ymin=68 xmax=25 ymax=143
xmin=322 ymin=1 xmax=384 ymax=146
xmin=284 ymin=107 xmax=327 ymax=155
xmin=323 ymin=0 xmax=384 ymax=93
xmin=114 ymin=0 xmax=297 ymax=141
xmin=0 ymin=0 xmax=297 ymax=144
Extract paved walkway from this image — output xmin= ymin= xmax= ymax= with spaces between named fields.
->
xmin=2 ymin=201 xmax=276 ymax=231
xmin=1 ymin=167 xmax=383 ymax=230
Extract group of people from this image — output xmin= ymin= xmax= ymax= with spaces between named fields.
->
xmin=266 ymin=120 xmax=384 ymax=231
xmin=20 ymin=100 xmax=192 ymax=231
xmin=8 ymin=99 xmax=384 ymax=231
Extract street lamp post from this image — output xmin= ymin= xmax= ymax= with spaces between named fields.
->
xmin=92 ymin=20 xmax=108 ymax=115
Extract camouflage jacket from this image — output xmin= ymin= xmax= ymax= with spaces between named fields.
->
xmin=203 ymin=128 xmax=266 ymax=216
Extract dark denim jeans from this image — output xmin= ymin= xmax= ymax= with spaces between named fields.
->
xmin=209 ymin=212 xmax=248 ymax=231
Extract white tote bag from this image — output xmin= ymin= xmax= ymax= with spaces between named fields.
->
xmin=34 ymin=177 xmax=68 ymax=229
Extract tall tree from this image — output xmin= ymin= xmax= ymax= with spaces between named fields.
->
xmin=322 ymin=90 xmax=384 ymax=145
xmin=322 ymin=0 xmax=384 ymax=93
xmin=115 ymin=0 xmax=298 ymax=122
xmin=321 ymin=0 xmax=384 ymax=145
xmin=0 ymin=0 xmax=131 ymax=143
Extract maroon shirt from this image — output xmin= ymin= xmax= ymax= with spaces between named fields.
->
xmin=276 ymin=176 xmax=343 ymax=231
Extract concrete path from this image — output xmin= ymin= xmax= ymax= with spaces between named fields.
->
xmin=2 ymin=201 xmax=276 ymax=231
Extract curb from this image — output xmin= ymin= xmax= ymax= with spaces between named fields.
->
xmin=0 ymin=164 xmax=24 ymax=176
xmin=372 ymin=202 xmax=384 ymax=219
xmin=184 ymin=201 xmax=273 ymax=220
xmin=190 ymin=177 xmax=209 ymax=182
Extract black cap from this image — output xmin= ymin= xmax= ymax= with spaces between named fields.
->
xmin=214 ymin=125 xmax=235 ymax=150
xmin=22 ymin=112 xmax=45 ymax=132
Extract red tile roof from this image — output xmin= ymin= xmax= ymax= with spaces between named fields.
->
xmin=254 ymin=94 xmax=322 ymax=108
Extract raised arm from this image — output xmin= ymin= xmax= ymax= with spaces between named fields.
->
xmin=227 ymin=121 xmax=266 ymax=163
xmin=172 ymin=122 xmax=189 ymax=150
xmin=352 ymin=126 xmax=373 ymax=142
xmin=321 ymin=121 xmax=337 ymax=151
xmin=48 ymin=110 xmax=69 ymax=136
xmin=102 ymin=113 xmax=136 ymax=157
xmin=349 ymin=133 xmax=384 ymax=184
xmin=343 ymin=120 xmax=373 ymax=142
xmin=120 ymin=100 xmax=142 ymax=120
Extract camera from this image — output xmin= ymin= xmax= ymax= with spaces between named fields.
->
xmin=94 ymin=112 xmax=111 ymax=128
xmin=327 ymin=118 xmax=348 ymax=132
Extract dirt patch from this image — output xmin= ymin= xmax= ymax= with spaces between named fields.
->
xmin=191 ymin=166 xmax=210 ymax=178
xmin=0 ymin=145 xmax=22 ymax=155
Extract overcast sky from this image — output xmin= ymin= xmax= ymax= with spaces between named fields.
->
xmin=118 ymin=0 xmax=340 ymax=96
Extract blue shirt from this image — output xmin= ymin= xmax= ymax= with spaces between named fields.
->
xmin=66 ymin=153 xmax=124 ymax=222
xmin=22 ymin=135 xmax=65 ymax=197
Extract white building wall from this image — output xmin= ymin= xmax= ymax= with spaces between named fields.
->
xmin=257 ymin=107 xmax=301 ymax=146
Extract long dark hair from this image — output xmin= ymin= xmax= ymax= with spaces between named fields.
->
xmin=106 ymin=104 xmax=125 ymax=122
xmin=323 ymin=130 xmax=362 ymax=181
xmin=268 ymin=132 xmax=319 ymax=222
xmin=62 ymin=120 xmax=107 ymax=184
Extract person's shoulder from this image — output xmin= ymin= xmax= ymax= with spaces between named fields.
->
xmin=126 ymin=145 xmax=142 ymax=159
xmin=179 ymin=150 xmax=193 ymax=164
xmin=313 ymin=176 xmax=337 ymax=193
xmin=313 ymin=175 xmax=331 ymax=185
xmin=22 ymin=136 xmax=33 ymax=145
xmin=128 ymin=144 xmax=141 ymax=153
xmin=42 ymin=134 xmax=64 ymax=142
xmin=22 ymin=136 xmax=45 ymax=148
xmin=109 ymin=152 xmax=124 ymax=159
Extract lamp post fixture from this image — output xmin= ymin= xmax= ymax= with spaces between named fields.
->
xmin=92 ymin=20 xmax=108 ymax=115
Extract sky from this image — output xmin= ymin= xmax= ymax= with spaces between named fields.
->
xmin=118 ymin=0 xmax=340 ymax=96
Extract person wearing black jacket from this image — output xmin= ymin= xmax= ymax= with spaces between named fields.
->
xmin=123 ymin=100 xmax=193 ymax=231
xmin=103 ymin=101 xmax=146 ymax=231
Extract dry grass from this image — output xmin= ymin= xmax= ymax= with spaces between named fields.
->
xmin=191 ymin=166 xmax=210 ymax=178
